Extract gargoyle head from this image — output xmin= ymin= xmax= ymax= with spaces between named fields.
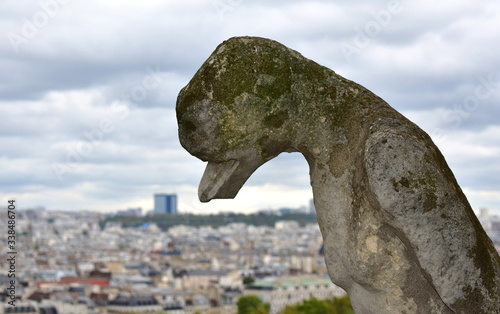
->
xmin=176 ymin=36 xmax=304 ymax=202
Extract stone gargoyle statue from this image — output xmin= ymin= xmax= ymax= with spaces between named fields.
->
xmin=176 ymin=36 xmax=500 ymax=313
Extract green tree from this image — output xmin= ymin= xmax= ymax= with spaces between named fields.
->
xmin=243 ymin=276 xmax=255 ymax=285
xmin=327 ymin=294 xmax=354 ymax=314
xmin=279 ymin=295 xmax=354 ymax=314
xmin=280 ymin=297 xmax=332 ymax=314
xmin=237 ymin=295 xmax=270 ymax=314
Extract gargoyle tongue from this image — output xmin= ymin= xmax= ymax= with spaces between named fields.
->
xmin=199 ymin=160 xmax=240 ymax=202
xmin=198 ymin=154 xmax=267 ymax=202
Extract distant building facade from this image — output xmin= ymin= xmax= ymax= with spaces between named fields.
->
xmin=275 ymin=220 xmax=300 ymax=230
xmin=116 ymin=207 xmax=142 ymax=216
xmin=107 ymin=295 xmax=162 ymax=313
xmin=154 ymin=193 xmax=178 ymax=214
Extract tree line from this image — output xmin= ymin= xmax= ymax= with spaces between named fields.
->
xmin=99 ymin=212 xmax=318 ymax=231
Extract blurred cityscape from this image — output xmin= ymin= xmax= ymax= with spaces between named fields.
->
xmin=1 ymin=194 xmax=499 ymax=314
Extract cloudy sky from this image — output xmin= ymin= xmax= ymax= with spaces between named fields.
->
xmin=1 ymin=0 xmax=499 ymax=215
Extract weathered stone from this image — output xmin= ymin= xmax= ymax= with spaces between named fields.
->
xmin=176 ymin=36 xmax=500 ymax=313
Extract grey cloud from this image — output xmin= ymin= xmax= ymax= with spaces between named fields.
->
xmin=1 ymin=0 xmax=499 ymax=212
xmin=1 ymin=1 xmax=219 ymax=101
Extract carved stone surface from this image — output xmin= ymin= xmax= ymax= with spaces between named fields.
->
xmin=176 ymin=36 xmax=500 ymax=313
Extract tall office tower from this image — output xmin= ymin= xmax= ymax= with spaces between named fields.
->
xmin=154 ymin=193 xmax=178 ymax=214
